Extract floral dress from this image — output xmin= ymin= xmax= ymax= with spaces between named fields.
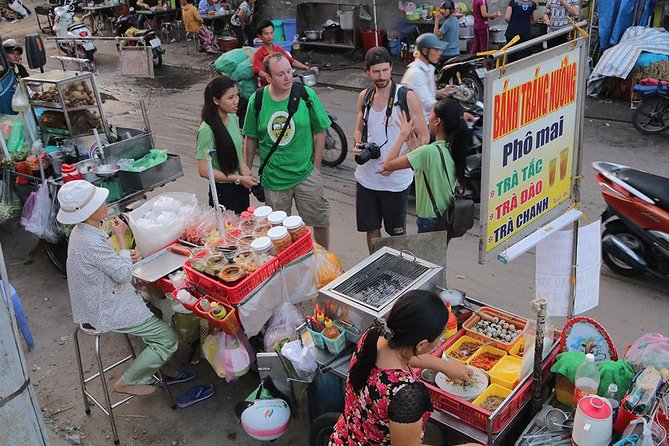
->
xmin=329 ymin=333 xmax=433 ymax=446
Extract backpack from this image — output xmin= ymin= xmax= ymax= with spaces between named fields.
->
xmin=360 ymin=81 xmax=411 ymax=143
xmin=253 ymin=82 xmax=312 ymax=119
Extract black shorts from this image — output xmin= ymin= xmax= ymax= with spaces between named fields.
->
xmin=209 ymin=182 xmax=250 ymax=214
xmin=356 ymin=182 xmax=409 ymax=236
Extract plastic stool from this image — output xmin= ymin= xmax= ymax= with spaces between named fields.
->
xmin=1 ymin=281 xmax=35 ymax=350
xmin=173 ymin=20 xmax=184 ymax=41
xmin=73 ymin=325 xmax=176 ymax=445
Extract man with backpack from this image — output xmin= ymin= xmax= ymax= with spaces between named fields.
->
xmin=353 ymin=47 xmax=429 ymax=253
xmin=243 ymin=52 xmax=332 ymax=249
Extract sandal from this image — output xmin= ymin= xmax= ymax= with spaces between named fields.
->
xmin=176 ymin=384 xmax=215 ymax=409
xmin=164 ymin=368 xmax=197 ymax=386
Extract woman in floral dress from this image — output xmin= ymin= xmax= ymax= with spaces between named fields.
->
xmin=329 ymin=290 xmax=480 ymax=446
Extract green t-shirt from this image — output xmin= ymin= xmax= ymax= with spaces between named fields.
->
xmin=407 ymin=141 xmax=456 ymax=219
xmin=242 ymin=86 xmax=332 ymax=191
xmin=195 ymin=114 xmax=243 ymax=174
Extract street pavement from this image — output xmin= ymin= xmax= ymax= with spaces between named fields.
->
xmin=2 ymin=19 xmax=669 ymax=446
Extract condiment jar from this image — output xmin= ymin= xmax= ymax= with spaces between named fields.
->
xmin=283 ymin=215 xmax=308 ymax=242
xmin=268 ymin=226 xmax=292 ymax=252
xmin=250 ymin=236 xmax=276 ymax=258
xmin=267 ymin=210 xmax=287 ymax=227
xmin=253 ymin=206 xmax=273 ymax=223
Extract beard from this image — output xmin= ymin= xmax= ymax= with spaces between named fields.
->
xmin=374 ymin=78 xmax=391 ymax=89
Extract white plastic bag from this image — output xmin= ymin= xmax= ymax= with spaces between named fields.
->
xmin=621 ymin=417 xmax=667 ymax=446
xmin=24 ymin=182 xmax=61 ymax=243
xmin=11 ymin=82 xmax=30 ymax=113
xmin=264 ymin=302 xmax=304 ymax=352
xmin=281 ymin=340 xmax=317 ymax=380
xmin=217 ymin=331 xmax=253 ymax=382
xmin=127 ymin=192 xmax=198 ymax=256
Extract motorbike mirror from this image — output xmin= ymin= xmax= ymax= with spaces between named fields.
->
xmin=25 ymin=34 xmax=47 ymax=70
xmin=475 ymin=101 xmax=484 ymax=109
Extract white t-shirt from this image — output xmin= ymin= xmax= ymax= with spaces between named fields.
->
xmin=354 ymin=84 xmax=414 ymax=192
xmin=401 ymin=59 xmax=436 ymax=121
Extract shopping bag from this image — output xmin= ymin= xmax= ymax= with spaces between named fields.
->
xmin=263 ymin=301 xmax=303 ymax=352
xmin=11 ymin=81 xmax=30 ymax=113
xmin=23 ymin=182 xmax=61 ymax=243
xmin=313 ymin=244 xmax=343 ymax=289
xmin=218 ymin=331 xmax=253 ymax=382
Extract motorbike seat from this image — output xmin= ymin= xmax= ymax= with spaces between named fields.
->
xmin=134 ymin=29 xmax=150 ymax=37
xmin=616 ymin=168 xmax=669 ymax=212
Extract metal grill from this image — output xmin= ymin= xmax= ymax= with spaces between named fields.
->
xmin=333 ymin=253 xmax=429 ymax=311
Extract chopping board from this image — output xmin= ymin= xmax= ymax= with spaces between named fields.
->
xmin=132 ymin=246 xmax=188 ymax=283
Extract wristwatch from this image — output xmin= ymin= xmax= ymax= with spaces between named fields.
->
xmin=234 ymin=176 xmax=241 ymax=185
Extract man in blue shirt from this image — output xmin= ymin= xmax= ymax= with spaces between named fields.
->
xmin=433 ymin=0 xmax=460 ymax=59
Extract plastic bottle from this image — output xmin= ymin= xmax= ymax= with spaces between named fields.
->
xmin=574 ymin=353 xmax=600 ymax=406
xmin=322 ymin=318 xmax=340 ymax=339
xmin=444 ymin=302 xmax=458 ymax=340
xmin=606 ymin=383 xmax=620 ymax=416
xmin=292 ymin=34 xmax=301 ymax=56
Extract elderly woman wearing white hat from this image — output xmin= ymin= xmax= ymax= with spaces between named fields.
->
xmin=57 ymin=181 xmax=193 ymax=396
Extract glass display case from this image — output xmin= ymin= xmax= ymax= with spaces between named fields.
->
xmin=24 ymin=71 xmax=110 ymax=141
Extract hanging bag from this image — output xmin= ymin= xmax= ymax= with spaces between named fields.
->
xmin=422 ymin=141 xmax=474 ymax=238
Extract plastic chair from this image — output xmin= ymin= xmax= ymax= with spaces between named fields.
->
xmin=185 ymin=32 xmax=203 ymax=55
xmin=73 ymin=325 xmax=176 ymax=445
xmin=161 ymin=22 xmax=175 ymax=42
xmin=173 ymin=20 xmax=184 ymax=41
xmin=0 ymin=281 xmax=35 ymax=351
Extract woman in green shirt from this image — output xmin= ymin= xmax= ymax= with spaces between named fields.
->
xmin=196 ymin=75 xmax=258 ymax=213
xmin=383 ymin=98 xmax=467 ymax=233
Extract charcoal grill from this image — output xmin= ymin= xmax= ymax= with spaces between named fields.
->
xmin=318 ymin=247 xmax=443 ymax=342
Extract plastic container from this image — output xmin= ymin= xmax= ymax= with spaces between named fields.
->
xmin=555 ymin=373 xmax=576 ymax=407
xmin=359 ymin=29 xmax=385 ymax=52
xmin=509 ymin=336 xmax=525 ymax=358
xmin=463 ymin=307 xmax=526 ymax=352
xmin=283 ymin=18 xmax=297 ymax=41
xmin=339 ymin=10 xmax=354 ymax=30
xmin=322 ymin=318 xmax=340 ymax=339
xmin=283 ymin=215 xmax=308 ymax=242
xmin=323 ymin=322 xmax=346 ymax=355
xmin=388 ymin=38 xmax=400 ymax=56
xmin=268 ymin=210 xmax=287 ymax=227
xmin=472 ymin=384 xmax=512 ymax=413
xmin=443 ymin=335 xmax=483 ymax=363
xmin=251 ymin=236 xmax=276 ymax=258
xmin=268 ymin=226 xmax=292 ymax=252
xmin=271 ymin=19 xmax=285 ymax=41
xmin=238 ymin=216 xmax=258 ymax=233
xmin=307 ymin=326 xmax=327 ymax=349
xmin=276 ymin=228 xmax=313 ymax=266
xmin=466 ymin=345 xmax=507 ymax=371
xmin=208 ymin=301 xmax=242 ymax=335
xmin=445 ymin=303 xmax=458 ymax=339
xmin=253 ymin=206 xmax=273 ymax=223
xmin=574 ymin=353 xmax=600 ymax=406
xmin=489 ymin=355 xmax=522 ymax=390
xmin=171 ymin=289 xmax=199 ymax=312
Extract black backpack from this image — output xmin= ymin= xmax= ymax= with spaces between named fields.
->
xmin=253 ymin=82 xmax=312 ymax=119
xmin=360 ymin=81 xmax=411 ymax=142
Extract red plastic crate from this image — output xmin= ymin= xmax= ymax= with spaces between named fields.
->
xmin=422 ymin=329 xmax=559 ymax=433
xmin=276 ymin=229 xmax=314 ymax=266
xmin=184 ymin=256 xmax=280 ymax=304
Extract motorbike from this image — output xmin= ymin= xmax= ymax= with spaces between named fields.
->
xmin=462 ymin=101 xmax=484 ymax=202
xmin=114 ymin=9 xmax=165 ymax=68
xmin=593 ymin=161 xmax=669 ymax=279
xmin=52 ymin=3 xmax=97 ymax=61
xmin=294 ymin=71 xmax=348 ymax=167
xmin=436 ymin=54 xmax=486 ymax=108
xmin=632 ymin=78 xmax=669 ymax=134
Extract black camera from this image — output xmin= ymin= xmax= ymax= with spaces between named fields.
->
xmin=354 ymin=142 xmax=382 ymax=165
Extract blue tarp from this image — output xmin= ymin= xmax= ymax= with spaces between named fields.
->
xmin=597 ymin=0 xmax=658 ymax=50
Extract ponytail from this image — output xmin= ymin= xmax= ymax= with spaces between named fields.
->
xmin=434 ymin=98 xmax=468 ymax=184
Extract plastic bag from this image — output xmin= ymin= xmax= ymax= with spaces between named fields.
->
xmin=238 ymin=78 xmax=258 ymax=100
xmin=127 ymin=192 xmax=198 ymax=256
xmin=23 ymin=182 xmax=61 ymax=243
xmin=217 ymin=331 xmax=253 ymax=382
xmin=11 ymin=82 xmax=30 ymax=113
xmin=172 ymin=312 xmax=200 ymax=344
xmin=281 ymin=339 xmax=318 ymax=380
xmin=621 ymin=417 xmax=667 ymax=446
xmin=7 ymin=119 xmax=26 ymax=154
xmin=313 ymin=245 xmax=343 ymax=289
xmin=264 ymin=302 xmax=303 ymax=352
xmin=212 ymin=47 xmax=255 ymax=79
xmin=520 ymin=319 xmax=554 ymax=379
xmin=124 ymin=149 xmax=168 ymax=172
xmin=203 ymin=333 xmax=225 ymax=378
xmin=182 ymin=206 xmax=218 ymax=245
xmin=624 ymin=333 xmax=669 ymax=374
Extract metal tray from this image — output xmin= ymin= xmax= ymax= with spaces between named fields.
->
xmin=119 ymin=154 xmax=183 ymax=192
xmin=132 ymin=245 xmax=187 ymax=283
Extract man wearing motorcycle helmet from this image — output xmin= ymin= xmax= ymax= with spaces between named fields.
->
xmin=2 ymin=39 xmax=29 ymax=79
xmin=401 ymin=33 xmax=458 ymax=121
xmin=434 ymin=0 xmax=460 ymax=59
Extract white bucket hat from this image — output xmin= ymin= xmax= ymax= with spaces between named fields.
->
xmin=57 ymin=180 xmax=109 ymax=225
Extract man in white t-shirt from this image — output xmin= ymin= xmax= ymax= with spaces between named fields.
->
xmin=352 ymin=48 xmax=429 ymax=253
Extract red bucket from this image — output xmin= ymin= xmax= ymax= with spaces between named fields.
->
xmin=359 ymin=29 xmax=385 ymax=53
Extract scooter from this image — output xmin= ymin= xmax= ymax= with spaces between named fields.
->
xmin=436 ymin=55 xmax=486 ymax=108
xmin=52 ymin=4 xmax=97 ymax=61
xmin=114 ymin=9 xmax=165 ymax=68
xmin=632 ymin=77 xmax=669 ymax=134
xmin=593 ymin=161 xmax=669 ymax=279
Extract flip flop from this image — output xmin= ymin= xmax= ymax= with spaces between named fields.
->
xmin=176 ymin=384 xmax=215 ymax=409
xmin=164 ymin=368 xmax=197 ymax=386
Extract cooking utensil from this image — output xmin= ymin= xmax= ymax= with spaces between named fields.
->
xmin=132 ymin=245 xmax=188 ymax=283
xmin=94 ymin=164 xmax=121 ymax=178
xmin=75 ymin=158 xmax=102 ymax=182
xmin=302 ymin=71 xmax=317 ymax=87
xmin=461 ymin=340 xmax=494 ymax=357
xmin=434 ymin=366 xmax=488 ymax=401
xmin=573 ymin=396 xmax=613 ymax=446
xmin=305 ymin=30 xmax=322 ymax=40
xmin=421 ymin=369 xmax=437 ymax=384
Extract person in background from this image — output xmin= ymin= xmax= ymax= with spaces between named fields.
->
xmin=401 ymin=33 xmax=459 ymax=122
xmin=197 ymin=76 xmax=258 ymax=213
xmin=504 ymin=0 xmax=538 ymax=60
xmin=471 ymin=0 xmax=501 ymax=54
xmin=197 ymin=0 xmax=218 ymax=15
xmin=243 ymin=52 xmax=332 ymax=249
xmin=252 ymin=19 xmax=318 ymax=87
xmin=353 ymin=47 xmax=428 ymax=253
xmin=57 ymin=181 xmax=196 ymax=396
xmin=230 ymin=0 xmax=254 ymax=47
xmin=433 ymin=0 xmax=460 ymax=60
xmin=383 ymin=98 xmax=469 ymax=234
xmin=181 ymin=0 xmax=215 ymax=53
xmin=329 ymin=290 xmax=477 ymax=446
xmin=2 ymin=39 xmax=29 ymax=80
xmin=136 ymin=0 xmax=162 ymax=28
xmin=542 ymin=0 xmax=580 ymax=46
